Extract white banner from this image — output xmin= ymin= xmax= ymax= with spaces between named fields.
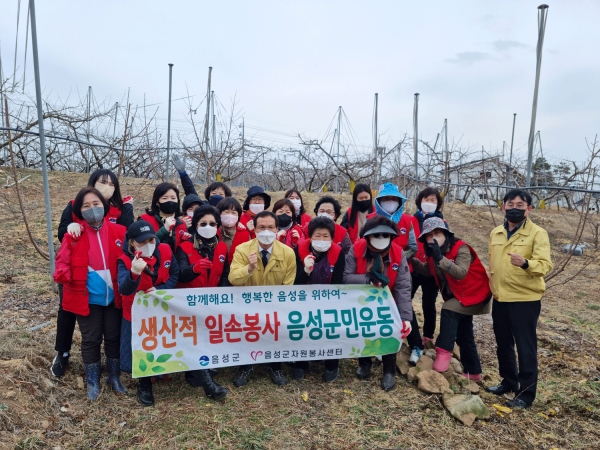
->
xmin=131 ymin=284 xmax=402 ymax=378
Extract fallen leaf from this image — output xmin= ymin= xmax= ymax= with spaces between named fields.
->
xmin=301 ymin=391 xmax=309 ymax=402
xmin=343 ymin=389 xmax=354 ymax=397
xmin=548 ymin=409 xmax=556 ymax=416
xmin=497 ymin=412 xmax=505 ymax=418
xmin=538 ymin=413 xmax=549 ymax=419
xmin=579 ymin=379 xmax=587 ymax=384
xmin=492 ymin=404 xmax=512 ymax=414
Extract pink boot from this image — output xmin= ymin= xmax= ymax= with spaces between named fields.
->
xmin=461 ymin=373 xmax=482 ymax=381
xmin=433 ymin=347 xmax=452 ymax=372
xmin=422 ymin=337 xmax=435 ymax=349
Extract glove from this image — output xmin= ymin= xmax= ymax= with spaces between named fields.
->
xmin=368 ymin=272 xmax=390 ymax=288
xmin=303 ymin=255 xmax=315 ymax=274
xmin=400 ymin=320 xmax=412 ymax=339
xmin=131 ymin=255 xmax=147 ymax=275
xmin=237 ymin=222 xmax=247 ymax=231
xmin=67 ymin=223 xmax=82 ymax=238
xmin=291 ymin=229 xmax=300 ymax=245
xmin=429 ymin=239 xmax=443 ymax=264
xmin=246 ymin=220 xmax=255 ymax=232
xmin=276 ymin=230 xmax=287 ymax=241
xmin=164 ymin=217 xmax=176 ymax=232
xmin=172 ymin=155 xmax=186 ymax=174
xmin=182 ymin=216 xmax=192 ymax=228
xmin=193 ymin=258 xmax=213 ymax=274
xmin=123 ymin=195 xmax=133 ymax=205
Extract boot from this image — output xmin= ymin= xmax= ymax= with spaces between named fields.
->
xmin=137 ymin=377 xmax=154 ymax=406
xmin=198 ymin=369 xmax=228 ymax=399
xmin=106 ymin=358 xmax=127 ymax=394
xmin=185 ymin=370 xmax=204 ymax=387
xmin=381 ymin=354 xmax=397 ymax=391
xmin=356 ymin=357 xmax=372 ymax=379
xmin=433 ymin=347 xmax=452 ymax=373
xmin=84 ymin=361 xmax=102 ymax=401
xmin=232 ymin=365 xmax=254 ymax=387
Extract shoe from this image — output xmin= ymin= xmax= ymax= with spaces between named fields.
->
xmin=461 ymin=373 xmax=482 ymax=382
xmin=232 ymin=367 xmax=254 ymax=387
xmin=185 ymin=370 xmax=204 ymax=387
xmin=409 ymin=347 xmax=423 ymax=364
xmin=381 ymin=373 xmax=396 ymax=391
xmin=83 ymin=361 xmax=102 ymax=401
xmin=433 ymin=347 xmax=452 ymax=372
xmin=197 ymin=369 xmax=228 ymax=400
xmin=322 ymin=368 xmax=339 ymax=383
xmin=137 ymin=379 xmax=154 ymax=406
xmin=290 ymin=367 xmax=307 ymax=381
xmin=51 ymin=352 xmax=69 ymax=378
xmin=422 ymin=337 xmax=435 ymax=349
xmin=356 ymin=362 xmax=372 ymax=379
xmin=106 ymin=358 xmax=127 ymax=394
xmin=485 ymin=384 xmax=514 ymax=396
xmin=506 ymin=397 xmax=530 ymax=409
xmin=267 ymin=367 xmax=287 ymax=386
xmin=381 ymin=354 xmax=397 ymax=391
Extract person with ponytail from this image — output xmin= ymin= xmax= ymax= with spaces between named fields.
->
xmin=53 ymin=187 xmax=127 ymax=400
xmin=52 ymin=169 xmax=133 ymax=378
xmin=272 ymin=198 xmax=305 ymax=249
xmin=343 ymin=216 xmax=413 ymax=391
xmin=139 ymin=182 xmax=190 ymax=255
xmin=117 ymin=221 xmax=179 ymax=407
xmin=340 ymin=183 xmax=373 ymax=243
xmin=239 ymin=186 xmax=271 ymax=239
xmin=216 ymin=197 xmax=251 ymax=263
xmin=284 ymin=188 xmax=312 ymax=228
xmin=291 ymin=216 xmax=345 ymax=382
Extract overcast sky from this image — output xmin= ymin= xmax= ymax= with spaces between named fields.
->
xmin=1 ymin=0 xmax=599 ymax=164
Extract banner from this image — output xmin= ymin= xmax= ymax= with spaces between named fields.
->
xmin=131 ymin=284 xmax=402 ymax=378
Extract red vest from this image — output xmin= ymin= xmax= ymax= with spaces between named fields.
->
xmin=70 ymin=199 xmax=123 ymax=225
xmin=366 ymin=212 xmax=417 ymax=251
xmin=299 ymin=213 xmax=312 ymax=228
xmin=56 ymin=222 xmax=125 ymax=316
xmin=279 ymin=224 xmax=305 ymax=248
xmin=302 ymin=223 xmax=348 ymax=247
xmin=346 ymin=207 xmax=360 ymax=243
xmin=176 ymin=240 xmax=228 ymax=288
xmin=119 ymin=243 xmax=173 ymax=321
xmin=139 ymin=213 xmax=188 ymax=252
xmin=427 ymin=240 xmax=491 ymax=307
xmin=218 ymin=227 xmax=252 ymax=264
xmin=239 ymin=212 xmax=256 ymax=239
xmin=352 ymin=238 xmax=404 ymax=292
xmin=297 ymin=238 xmax=342 ymax=284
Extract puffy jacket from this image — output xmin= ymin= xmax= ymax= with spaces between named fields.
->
xmin=228 ymin=239 xmax=296 ymax=286
xmin=58 ymin=198 xmax=133 ymax=242
xmin=488 ymin=219 xmax=553 ymax=302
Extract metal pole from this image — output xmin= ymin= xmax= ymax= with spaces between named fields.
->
xmin=28 ymin=0 xmax=55 ymax=276
xmin=204 ymin=67 xmax=212 ymax=184
xmin=86 ymin=86 xmax=91 ymax=172
xmin=336 ymin=105 xmax=341 ymax=192
xmin=373 ymin=93 xmax=378 ymax=185
xmin=509 ymin=113 xmax=516 ymax=188
xmin=112 ymin=102 xmax=118 ymax=138
xmin=413 ymin=93 xmax=419 ymax=184
xmin=21 ymin=2 xmax=30 ymax=94
xmin=444 ymin=118 xmax=448 ymax=188
xmin=165 ymin=63 xmax=173 ymax=182
xmin=241 ymin=117 xmax=245 ymax=186
xmin=526 ymin=4 xmax=549 ymax=187
xmin=211 ymin=90 xmax=215 ymax=155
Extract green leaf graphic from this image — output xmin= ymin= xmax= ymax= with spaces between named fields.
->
xmin=156 ymin=354 xmax=172 ymax=363
xmin=151 ymin=365 xmax=166 ymax=373
xmin=139 ymin=359 xmax=147 ymax=372
xmin=369 ymin=288 xmax=379 ymax=294
xmin=136 ymin=297 xmax=141 ymax=305
xmin=155 ymin=290 xmax=167 ymax=295
xmin=142 ymin=299 xmax=148 ymax=307
xmin=175 ymin=350 xmax=184 ymax=358
xmin=146 ymin=352 xmax=155 ymax=363
xmin=360 ymin=337 xmax=401 ymax=357
xmin=153 ymin=298 xmax=159 ymax=307
xmin=162 ymin=295 xmax=174 ymax=301
xmin=143 ymin=294 xmax=150 ymax=299
xmin=382 ymin=290 xmax=388 ymax=299
xmin=365 ymin=296 xmax=376 ymax=303
xmin=161 ymin=302 xmax=169 ymax=312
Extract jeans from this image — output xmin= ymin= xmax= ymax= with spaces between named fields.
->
xmin=435 ymin=309 xmax=481 ymax=375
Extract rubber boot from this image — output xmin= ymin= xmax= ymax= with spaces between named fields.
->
xmin=198 ymin=369 xmax=228 ymax=399
xmin=381 ymin=354 xmax=397 ymax=391
xmin=433 ymin=347 xmax=452 ymax=373
xmin=137 ymin=377 xmax=154 ymax=406
xmin=84 ymin=361 xmax=102 ymax=401
xmin=106 ymin=358 xmax=128 ymax=394
xmin=356 ymin=357 xmax=372 ymax=379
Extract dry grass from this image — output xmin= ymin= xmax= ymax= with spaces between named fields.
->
xmin=1 ymin=168 xmax=600 ymax=449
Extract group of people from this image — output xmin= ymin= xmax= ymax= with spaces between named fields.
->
xmin=51 ymin=157 xmax=552 ymax=410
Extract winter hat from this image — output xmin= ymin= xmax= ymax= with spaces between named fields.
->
xmin=418 ymin=217 xmax=453 ymax=243
xmin=182 ymin=194 xmax=204 ymax=212
xmin=243 ymin=186 xmax=271 ymax=210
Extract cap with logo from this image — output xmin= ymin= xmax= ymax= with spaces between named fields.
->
xmin=127 ymin=220 xmax=157 ymax=243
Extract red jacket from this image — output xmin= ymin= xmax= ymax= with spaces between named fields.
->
xmin=299 ymin=213 xmax=312 ymax=228
xmin=302 ymin=223 xmax=348 ymax=247
xmin=139 ymin=213 xmax=187 ymax=252
xmin=70 ymin=197 xmax=130 ymax=225
xmin=176 ymin=240 xmax=228 ymax=288
xmin=239 ymin=212 xmax=256 ymax=239
xmin=54 ymin=221 xmax=125 ymax=316
xmin=218 ymin=225 xmax=252 ymax=264
xmin=352 ymin=238 xmax=404 ymax=291
xmin=278 ymin=224 xmax=305 ymax=248
xmin=427 ymin=240 xmax=491 ymax=307
xmin=346 ymin=207 xmax=360 ymax=243
xmin=297 ymin=238 xmax=342 ymax=284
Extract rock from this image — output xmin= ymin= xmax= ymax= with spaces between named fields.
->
xmin=443 ymin=393 xmax=490 ymax=426
xmin=397 ymin=349 xmax=411 ymax=375
xmin=424 ymin=348 xmax=437 ymax=360
xmin=76 ymin=376 xmax=85 ymax=390
xmin=441 ymin=364 xmax=455 ymax=381
xmin=407 ymin=366 xmax=420 ymax=382
xmin=397 ymin=358 xmax=410 ymax=376
xmin=416 ymin=370 xmax=450 ymax=394
xmin=452 ymin=344 xmax=461 ymax=361
xmin=416 ymin=355 xmax=434 ymax=372
xmin=450 ymin=358 xmax=463 ymax=374
xmin=466 ymin=383 xmax=480 ymax=394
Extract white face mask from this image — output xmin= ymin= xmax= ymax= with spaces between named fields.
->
xmin=256 ymin=230 xmax=276 ymax=245
xmin=197 ymin=225 xmax=218 ymax=239
xmin=421 ymin=202 xmax=437 ymax=214
xmin=249 ymin=204 xmax=265 ymax=214
xmin=186 ymin=211 xmax=195 ymax=218
xmin=370 ymin=236 xmax=391 ymax=250
xmin=318 ymin=212 xmax=335 ymax=221
xmin=221 ymin=214 xmax=238 ymax=228
xmin=289 ymin=199 xmax=302 ymax=214
xmin=380 ymin=200 xmax=399 ymax=214
xmin=138 ymin=242 xmax=155 ymax=258
xmin=311 ymin=239 xmax=332 ymax=253
xmin=95 ymin=182 xmax=115 ymax=200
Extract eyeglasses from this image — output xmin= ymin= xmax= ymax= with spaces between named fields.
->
xmin=198 ymin=222 xmax=217 ymax=227
xmin=370 ymin=233 xmax=391 ymax=239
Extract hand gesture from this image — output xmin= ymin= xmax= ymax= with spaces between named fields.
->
xmin=67 ymin=222 xmax=82 ymax=238
xmin=193 ymin=258 xmax=213 ymax=274
xmin=182 ymin=216 xmax=192 ymax=228
xmin=248 ymin=252 xmax=258 ymax=273
xmin=237 ymin=222 xmax=247 ymax=231
xmin=507 ymin=252 xmax=526 ymax=267
xmin=428 ymin=239 xmax=443 ymax=264
xmin=303 ymin=254 xmax=316 ymax=274
xmin=291 ymin=229 xmax=300 ymax=244
xmin=164 ymin=217 xmax=176 ymax=232
xmin=123 ymin=196 xmax=134 ymax=205
xmin=172 ymin=155 xmax=186 ymax=174
xmin=131 ymin=253 xmax=147 ymax=275
xmin=182 ymin=232 xmax=192 ymax=241
xmin=246 ymin=220 xmax=255 ymax=232
xmin=277 ymin=230 xmax=287 ymax=240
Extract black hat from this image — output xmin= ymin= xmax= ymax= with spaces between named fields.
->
xmin=127 ymin=220 xmax=157 ymax=243
xmin=244 ymin=186 xmax=271 ymax=209
xmin=182 ymin=193 xmax=204 ymax=212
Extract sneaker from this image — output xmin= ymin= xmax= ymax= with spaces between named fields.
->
xmin=232 ymin=367 xmax=254 ymax=387
xmin=408 ymin=347 xmax=423 ymax=364
xmin=51 ymin=352 xmax=69 ymax=378
xmin=266 ymin=367 xmax=287 ymax=386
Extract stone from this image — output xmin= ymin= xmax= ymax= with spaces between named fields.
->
xmin=416 ymin=370 xmax=450 ymax=394
xmin=416 ymin=355 xmax=434 ymax=372
xmin=407 ymin=366 xmax=420 ymax=382
xmin=424 ymin=348 xmax=437 ymax=360
xmin=76 ymin=376 xmax=85 ymax=390
xmin=397 ymin=349 xmax=411 ymax=375
xmin=451 ymin=358 xmax=463 ymax=374
xmin=441 ymin=364 xmax=455 ymax=381
xmin=443 ymin=392 xmax=490 ymax=426
xmin=452 ymin=344 xmax=461 ymax=361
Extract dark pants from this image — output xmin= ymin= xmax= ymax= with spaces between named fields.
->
xmin=492 ymin=299 xmax=541 ymax=405
xmin=55 ymin=284 xmax=77 ymax=354
xmin=406 ymin=273 xmax=439 ymax=349
xmin=295 ymin=359 xmax=339 ymax=372
xmin=436 ymin=309 xmax=481 ymax=375
xmin=76 ymin=304 xmax=122 ymax=364
xmin=120 ymin=318 xmax=133 ymax=373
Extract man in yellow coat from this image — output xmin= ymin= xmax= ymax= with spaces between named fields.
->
xmin=228 ymin=210 xmax=296 ymax=387
xmin=486 ymin=189 xmax=553 ymax=409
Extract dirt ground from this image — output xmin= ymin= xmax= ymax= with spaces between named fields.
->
xmin=0 ymin=168 xmax=599 ymax=450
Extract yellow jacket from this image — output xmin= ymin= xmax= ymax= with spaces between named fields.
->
xmin=228 ymin=239 xmax=296 ymax=287
xmin=488 ymin=218 xmax=553 ymax=302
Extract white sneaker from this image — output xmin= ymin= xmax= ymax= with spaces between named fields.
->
xmin=409 ymin=347 xmax=423 ymax=364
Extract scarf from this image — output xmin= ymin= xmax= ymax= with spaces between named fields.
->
xmin=365 ymin=242 xmax=391 ymax=287
xmin=193 ymin=234 xmax=219 ymax=259
xmin=415 ymin=210 xmax=444 ymax=231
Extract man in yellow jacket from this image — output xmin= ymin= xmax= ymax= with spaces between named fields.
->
xmin=228 ymin=210 xmax=296 ymax=387
xmin=486 ymin=189 xmax=553 ymax=409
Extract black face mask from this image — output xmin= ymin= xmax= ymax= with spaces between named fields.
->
xmin=356 ymin=199 xmax=371 ymax=213
xmin=505 ymin=208 xmax=527 ymax=224
xmin=208 ymin=195 xmax=224 ymax=207
xmin=158 ymin=200 xmax=178 ymax=215
xmin=277 ymin=214 xmax=293 ymax=228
